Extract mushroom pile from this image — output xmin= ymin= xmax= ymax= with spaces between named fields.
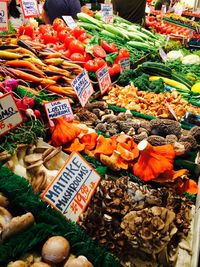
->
xmin=79 ymin=176 xmax=193 ymax=266
xmin=1 ymin=144 xmax=66 ymax=193
xmin=74 ymin=102 xmax=200 ymax=157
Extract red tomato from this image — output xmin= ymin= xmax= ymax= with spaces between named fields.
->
xmin=53 ymin=18 xmax=65 ymax=30
xmin=101 ymin=40 xmax=118 ymax=53
xmin=68 ymin=40 xmax=85 ymax=54
xmin=93 ymin=45 xmax=106 ymax=58
xmin=58 ymin=30 xmax=69 ymax=42
xmin=38 ymin=24 xmax=50 ymax=35
xmin=108 ymin=66 xmax=115 ymax=77
xmin=78 ymin=32 xmax=88 ymax=42
xmin=63 ymin=50 xmax=71 ymax=58
xmin=115 ymin=48 xmax=130 ymax=63
xmin=64 ymin=36 xmax=75 ymax=48
xmin=43 ymin=31 xmax=58 ymax=44
xmin=73 ymin=26 xmax=85 ymax=39
xmin=56 ymin=23 xmax=67 ymax=34
xmin=94 ymin=58 xmax=107 ymax=69
xmin=70 ymin=53 xmax=85 ymax=62
xmin=18 ymin=24 xmax=34 ymax=39
xmin=112 ymin=63 xmax=120 ymax=74
xmin=84 ymin=53 xmax=93 ymax=61
xmin=84 ymin=60 xmax=99 ymax=72
xmin=56 ymin=44 xmax=65 ymax=51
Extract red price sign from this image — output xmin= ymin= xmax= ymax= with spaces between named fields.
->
xmin=0 ymin=0 xmax=8 ymax=32
xmin=96 ymin=65 xmax=111 ymax=95
xmin=42 ymin=152 xmax=101 ymax=222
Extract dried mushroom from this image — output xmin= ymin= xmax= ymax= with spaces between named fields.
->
xmin=166 ymin=135 xmax=178 ymax=144
xmin=121 ymin=207 xmax=177 ymax=255
xmin=133 ymin=132 xmax=148 ymax=143
xmin=179 ymin=135 xmax=197 ymax=149
xmin=150 ymin=119 xmax=182 ymax=138
xmin=147 ymin=135 xmax=167 ymax=146
xmin=189 ymin=126 xmax=200 ymax=143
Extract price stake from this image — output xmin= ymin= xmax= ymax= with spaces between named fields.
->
xmin=101 ymin=3 xmax=113 ymax=24
xmin=44 ymin=98 xmax=74 ymax=128
xmin=0 ymin=93 xmax=23 ymax=137
xmin=0 ymin=0 xmax=8 ymax=32
xmin=62 ymin=16 xmax=77 ymax=29
xmin=42 ymin=152 xmax=101 ymax=222
xmin=96 ymin=65 xmax=111 ymax=95
xmin=71 ymin=69 xmax=94 ymax=107
xmin=120 ymin=57 xmax=130 ymax=74
xmin=159 ymin=48 xmax=167 ymax=62
xmin=20 ymin=0 xmax=40 ymax=18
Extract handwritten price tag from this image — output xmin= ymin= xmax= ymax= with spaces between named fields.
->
xmin=71 ymin=69 xmax=94 ymax=107
xmin=101 ymin=3 xmax=113 ymax=24
xmin=20 ymin=0 xmax=40 ymax=18
xmin=0 ymin=93 xmax=23 ymax=137
xmin=42 ymin=152 xmax=101 ymax=222
xmin=0 ymin=0 xmax=8 ymax=32
xmin=120 ymin=57 xmax=130 ymax=74
xmin=44 ymin=98 xmax=74 ymax=128
xmin=96 ymin=65 xmax=111 ymax=95
xmin=62 ymin=16 xmax=77 ymax=29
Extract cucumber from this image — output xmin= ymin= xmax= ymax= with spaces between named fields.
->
xmin=140 ymin=62 xmax=172 ymax=77
xmin=77 ymin=12 xmax=103 ymax=28
xmin=171 ymin=73 xmax=193 ymax=89
xmin=77 ymin=22 xmax=100 ymax=31
xmin=127 ymin=41 xmax=155 ymax=52
xmin=100 ymin=30 xmax=124 ymax=41
xmin=103 ymin=24 xmax=129 ymax=39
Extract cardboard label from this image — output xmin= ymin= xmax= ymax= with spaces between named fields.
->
xmin=62 ymin=16 xmax=77 ymax=29
xmin=0 ymin=93 xmax=23 ymax=136
xmin=20 ymin=0 xmax=40 ymax=18
xmin=42 ymin=152 xmax=101 ymax=222
xmin=44 ymin=98 xmax=74 ymax=128
xmin=96 ymin=65 xmax=111 ymax=95
xmin=71 ymin=69 xmax=94 ymax=107
xmin=101 ymin=3 xmax=113 ymax=24
xmin=120 ymin=57 xmax=130 ymax=74
xmin=159 ymin=48 xmax=168 ymax=62
xmin=0 ymin=0 xmax=8 ymax=32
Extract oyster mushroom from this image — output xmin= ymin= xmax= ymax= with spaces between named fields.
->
xmin=0 ymin=207 xmax=12 ymax=228
xmin=43 ymin=147 xmax=65 ymax=170
xmin=0 ymin=150 xmax=11 ymax=161
xmin=0 ymin=193 xmax=9 ymax=207
xmin=4 ymin=152 xmax=28 ymax=179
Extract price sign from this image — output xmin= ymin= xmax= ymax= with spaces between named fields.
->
xmin=0 ymin=0 xmax=8 ymax=32
xmin=85 ymin=3 xmax=91 ymax=9
xmin=71 ymin=69 xmax=94 ymax=107
xmin=20 ymin=0 xmax=40 ymax=18
xmin=62 ymin=16 xmax=77 ymax=29
xmin=44 ymin=98 xmax=74 ymax=128
xmin=96 ymin=65 xmax=111 ymax=95
xmin=159 ymin=48 xmax=167 ymax=62
xmin=120 ymin=57 xmax=130 ymax=74
xmin=0 ymin=93 xmax=23 ymax=137
xmin=101 ymin=3 xmax=113 ymax=24
xmin=42 ymin=152 xmax=101 ymax=222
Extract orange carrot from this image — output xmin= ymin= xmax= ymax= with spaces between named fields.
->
xmin=46 ymin=52 xmax=62 ymax=59
xmin=12 ymin=69 xmax=41 ymax=82
xmin=47 ymin=85 xmax=76 ymax=96
xmin=5 ymin=60 xmax=44 ymax=76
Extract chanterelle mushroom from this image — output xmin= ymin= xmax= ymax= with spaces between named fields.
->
xmin=121 ymin=207 xmax=177 ymax=255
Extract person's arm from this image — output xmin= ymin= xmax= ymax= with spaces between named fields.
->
xmin=111 ymin=0 xmax=118 ymax=15
xmin=69 ymin=0 xmax=81 ymax=19
xmin=41 ymin=8 xmax=50 ymax=24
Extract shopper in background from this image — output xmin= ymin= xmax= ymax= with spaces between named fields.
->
xmin=111 ymin=0 xmax=146 ymax=24
xmin=8 ymin=0 xmax=24 ymax=29
xmin=42 ymin=0 xmax=81 ymax=24
xmin=154 ymin=0 xmax=180 ymax=11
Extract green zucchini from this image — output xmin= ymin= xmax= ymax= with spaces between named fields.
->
xmin=139 ymin=62 xmax=172 ymax=77
xmin=127 ymin=41 xmax=155 ymax=52
xmin=103 ymin=24 xmax=129 ymax=39
xmin=77 ymin=22 xmax=100 ymax=31
xmin=171 ymin=73 xmax=193 ymax=89
xmin=77 ymin=12 xmax=103 ymax=28
xmin=142 ymin=62 xmax=172 ymax=73
xmin=100 ymin=30 xmax=124 ymax=41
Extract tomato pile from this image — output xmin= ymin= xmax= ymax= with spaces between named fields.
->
xmin=17 ymin=19 xmax=130 ymax=77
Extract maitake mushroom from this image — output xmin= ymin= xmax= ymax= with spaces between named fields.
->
xmin=121 ymin=207 xmax=177 ymax=255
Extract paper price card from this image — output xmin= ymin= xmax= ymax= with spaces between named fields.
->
xmin=0 ymin=93 xmax=23 ymax=137
xmin=44 ymin=98 xmax=74 ymax=128
xmin=71 ymin=69 xmax=94 ymax=107
xmin=120 ymin=57 xmax=130 ymax=74
xmin=96 ymin=65 xmax=111 ymax=95
xmin=0 ymin=0 xmax=8 ymax=32
xmin=42 ymin=152 xmax=101 ymax=222
xmin=101 ymin=3 xmax=113 ymax=24
xmin=20 ymin=0 xmax=40 ymax=18
xmin=62 ymin=16 xmax=77 ymax=30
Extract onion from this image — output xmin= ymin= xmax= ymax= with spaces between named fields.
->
xmin=64 ymin=256 xmax=93 ymax=267
xmin=4 ymin=78 xmax=18 ymax=90
xmin=42 ymin=236 xmax=70 ymax=264
xmin=31 ymin=263 xmax=50 ymax=267
xmin=7 ymin=261 xmax=27 ymax=267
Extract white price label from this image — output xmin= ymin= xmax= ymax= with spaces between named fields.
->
xmin=159 ymin=48 xmax=168 ymax=62
xmin=42 ymin=152 xmax=101 ymax=222
xmin=0 ymin=0 xmax=8 ymax=32
xmin=71 ymin=69 xmax=94 ymax=107
xmin=20 ymin=0 xmax=40 ymax=18
xmin=62 ymin=16 xmax=77 ymax=29
xmin=96 ymin=65 xmax=111 ymax=95
xmin=0 ymin=93 xmax=23 ymax=137
xmin=44 ymin=98 xmax=74 ymax=128
xmin=85 ymin=3 xmax=91 ymax=9
xmin=101 ymin=3 xmax=113 ymax=24
xmin=120 ymin=57 xmax=130 ymax=74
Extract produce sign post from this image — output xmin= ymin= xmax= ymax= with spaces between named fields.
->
xmin=0 ymin=0 xmax=8 ymax=32
xmin=101 ymin=3 xmax=113 ymax=24
xmin=71 ymin=69 xmax=94 ymax=107
xmin=0 ymin=93 xmax=23 ymax=137
xmin=96 ymin=65 xmax=111 ymax=95
xmin=44 ymin=98 xmax=74 ymax=128
xmin=120 ymin=57 xmax=130 ymax=74
xmin=20 ymin=0 xmax=40 ymax=18
xmin=62 ymin=16 xmax=77 ymax=30
xmin=42 ymin=152 xmax=101 ymax=222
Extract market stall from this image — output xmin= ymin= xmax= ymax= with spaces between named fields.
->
xmin=0 ymin=1 xmax=199 ymax=267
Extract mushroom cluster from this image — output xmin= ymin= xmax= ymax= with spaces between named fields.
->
xmin=1 ymin=144 xmax=66 ymax=193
